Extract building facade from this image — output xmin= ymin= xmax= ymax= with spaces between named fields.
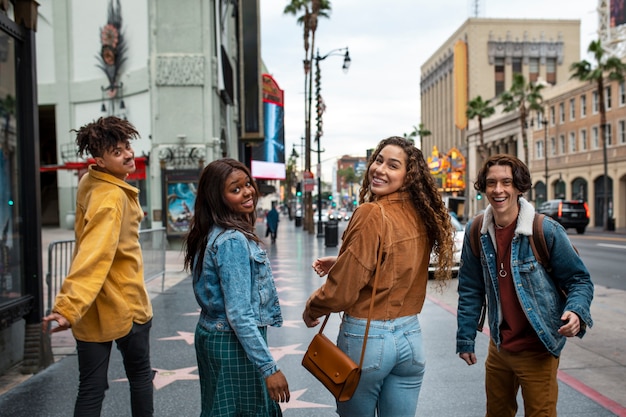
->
xmin=465 ymin=74 xmax=626 ymax=231
xmin=336 ymin=155 xmax=366 ymax=207
xmin=420 ymin=18 xmax=581 ymax=176
xmin=0 ymin=1 xmax=47 ymax=375
xmin=529 ymin=77 xmax=626 ymax=229
xmin=0 ymin=0 xmax=269 ymax=377
xmin=37 ymin=0 xmax=264 ymax=238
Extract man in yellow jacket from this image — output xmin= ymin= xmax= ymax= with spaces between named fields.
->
xmin=43 ymin=116 xmax=154 ymax=417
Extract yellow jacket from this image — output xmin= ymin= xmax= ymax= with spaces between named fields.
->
xmin=53 ymin=166 xmax=152 ymax=342
xmin=306 ymin=192 xmax=431 ymax=321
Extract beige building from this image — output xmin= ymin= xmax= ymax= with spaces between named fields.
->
xmin=464 ymin=74 xmax=626 ymax=231
xmin=420 ymin=18 xmax=581 ymax=171
xmin=529 ymin=78 xmax=626 ymax=229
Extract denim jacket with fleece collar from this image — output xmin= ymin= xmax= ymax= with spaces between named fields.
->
xmin=193 ymin=226 xmax=283 ymax=378
xmin=456 ymin=198 xmax=594 ymax=357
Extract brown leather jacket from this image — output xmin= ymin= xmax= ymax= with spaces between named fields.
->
xmin=305 ymin=191 xmax=432 ymax=321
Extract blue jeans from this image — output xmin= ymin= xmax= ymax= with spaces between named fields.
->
xmin=74 ymin=320 xmax=154 ymax=417
xmin=336 ymin=314 xmax=426 ymax=417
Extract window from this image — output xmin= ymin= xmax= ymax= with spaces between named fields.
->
xmin=581 ymin=129 xmax=588 ymax=150
xmin=605 ymin=123 xmax=613 ymax=146
xmin=569 ymin=98 xmax=575 ymax=120
xmin=536 ymin=139 xmax=544 ymax=159
xmin=546 ymin=58 xmax=556 ymax=84
xmin=512 ymin=57 xmax=522 ymax=75
xmin=620 ymin=120 xmax=626 ymax=144
xmin=529 ymin=58 xmax=539 ymax=82
xmin=593 ymin=91 xmax=599 ymax=113
xmin=592 ymin=126 xmax=599 ymax=148
xmin=569 ymin=132 xmax=576 ymax=153
xmin=495 ymin=57 xmax=505 ymax=96
xmin=559 ymin=103 xmax=565 ymax=123
xmin=559 ymin=134 xmax=565 ymax=154
xmin=580 ymin=94 xmax=587 ymax=117
xmin=0 ymin=35 xmax=23 ymax=302
xmin=605 ymin=86 xmax=612 ymax=110
xmin=550 ymin=137 xmax=556 ymax=156
xmin=620 ymin=82 xmax=626 ymax=106
xmin=550 ymin=106 xmax=556 ymax=125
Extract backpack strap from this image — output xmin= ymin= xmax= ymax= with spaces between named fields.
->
xmin=530 ymin=213 xmax=551 ymax=270
xmin=469 ymin=213 xmax=486 ymax=331
xmin=469 ymin=213 xmax=484 ymax=259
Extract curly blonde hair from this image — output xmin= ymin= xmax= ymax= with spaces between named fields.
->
xmin=359 ymin=136 xmax=454 ymax=282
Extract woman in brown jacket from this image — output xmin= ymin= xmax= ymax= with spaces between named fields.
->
xmin=303 ymin=136 xmax=454 ymax=417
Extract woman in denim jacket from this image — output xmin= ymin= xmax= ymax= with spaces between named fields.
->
xmin=184 ymin=159 xmax=289 ymax=416
xmin=456 ymin=154 xmax=593 ymax=417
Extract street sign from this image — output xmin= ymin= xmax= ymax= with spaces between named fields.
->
xmin=303 ymin=171 xmax=315 ymax=192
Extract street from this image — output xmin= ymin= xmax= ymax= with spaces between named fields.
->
xmin=568 ymin=232 xmax=626 ymax=290
xmin=0 ymin=218 xmax=623 ymax=416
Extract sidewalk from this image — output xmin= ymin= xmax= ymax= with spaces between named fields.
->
xmin=0 ymin=219 xmax=624 ymax=416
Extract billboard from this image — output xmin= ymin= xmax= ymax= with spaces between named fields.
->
xmin=251 ymin=74 xmax=285 ymax=180
xmin=611 ymin=0 xmax=626 ymax=27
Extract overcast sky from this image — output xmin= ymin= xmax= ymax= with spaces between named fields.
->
xmin=260 ymin=0 xmax=598 ymax=177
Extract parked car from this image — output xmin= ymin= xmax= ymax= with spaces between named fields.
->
xmin=537 ymin=199 xmax=590 ymax=234
xmin=327 ymin=208 xmax=341 ymax=221
xmin=429 ymin=213 xmax=464 ymax=278
xmin=313 ymin=209 xmax=329 ymax=223
xmin=339 ymin=208 xmax=351 ymax=221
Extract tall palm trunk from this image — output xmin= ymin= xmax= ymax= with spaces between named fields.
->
xmin=304 ymin=10 xmax=320 ymax=233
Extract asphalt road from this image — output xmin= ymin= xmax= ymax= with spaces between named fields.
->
xmin=568 ymin=231 xmax=626 ymax=290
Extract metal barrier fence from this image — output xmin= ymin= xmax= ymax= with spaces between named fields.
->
xmin=45 ymin=227 xmax=167 ymax=316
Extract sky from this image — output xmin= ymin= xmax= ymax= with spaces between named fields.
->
xmin=259 ymin=0 xmax=598 ymax=178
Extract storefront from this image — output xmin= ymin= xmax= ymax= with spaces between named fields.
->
xmin=0 ymin=1 xmax=50 ymax=375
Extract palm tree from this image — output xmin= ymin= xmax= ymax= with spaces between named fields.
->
xmin=283 ymin=0 xmax=331 ymax=232
xmin=403 ymin=123 xmax=431 ymax=148
xmin=466 ymin=95 xmax=495 ymax=164
xmin=570 ymin=40 xmax=626 ymax=231
xmin=498 ymin=73 xmax=544 ymax=164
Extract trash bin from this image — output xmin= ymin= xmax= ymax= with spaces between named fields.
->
xmin=325 ymin=220 xmax=339 ymax=247
xmin=608 ymin=217 xmax=616 ymax=231
xmin=295 ymin=216 xmax=302 ymax=227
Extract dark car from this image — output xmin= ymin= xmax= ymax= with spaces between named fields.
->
xmin=538 ymin=199 xmax=590 ymax=234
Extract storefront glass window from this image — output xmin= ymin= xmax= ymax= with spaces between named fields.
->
xmin=0 ymin=32 xmax=22 ymax=302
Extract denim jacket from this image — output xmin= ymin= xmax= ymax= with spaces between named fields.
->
xmin=456 ymin=198 xmax=594 ymax=357
xmin=192 ymin=226 xmax=283 ymax=378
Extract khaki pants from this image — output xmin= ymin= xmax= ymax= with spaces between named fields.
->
xmin=485 ymin=341 xmax=559 ymax=417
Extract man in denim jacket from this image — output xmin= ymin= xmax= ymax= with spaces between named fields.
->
xmin=456 ymin=154 xmax=593 ymax=417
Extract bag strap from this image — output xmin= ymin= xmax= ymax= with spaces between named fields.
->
xmin=530 ymin=213 xmax=550 ymax=268
xmin=317 ymin=202 xmax=386 ymax=370
xmin=469 ymin=213 xmax=484 ymax=259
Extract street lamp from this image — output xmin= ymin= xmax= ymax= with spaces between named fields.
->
xmin=313 ymin=47 xmax=351 ymax=237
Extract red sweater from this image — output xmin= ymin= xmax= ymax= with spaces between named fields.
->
xmin=496 ymin=222 xmax=544 ymax=352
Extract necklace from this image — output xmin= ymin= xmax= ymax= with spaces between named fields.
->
xmin=499 ymin=262 xmax=507 ymax=278
xmin=495 ymin=226 xmax=513 ymax=279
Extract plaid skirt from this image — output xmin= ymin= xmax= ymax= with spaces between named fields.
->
xmin=195 ymin=323 xmax=282 ymax=417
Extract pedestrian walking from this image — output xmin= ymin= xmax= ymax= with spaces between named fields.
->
xmin=265 ymin=202 xmax=279 ymax=243
xmin=456 ymin=154 xmax=594 ymax=417
xmin=183 ymin=158 xmax=289 ymax=416
xmin=303 ymin=136 xmax=455 ymax=417
xmin=42 ymin=116 xmax=154 ymax=417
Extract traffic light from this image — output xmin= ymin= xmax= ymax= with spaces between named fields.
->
xmin=296 ymin=182 xmax=302 ymax=197
xmin=476 ymin=193 xmax=482 ymax=200
xmin=328 ymin=195 xmax=333 ymax=201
